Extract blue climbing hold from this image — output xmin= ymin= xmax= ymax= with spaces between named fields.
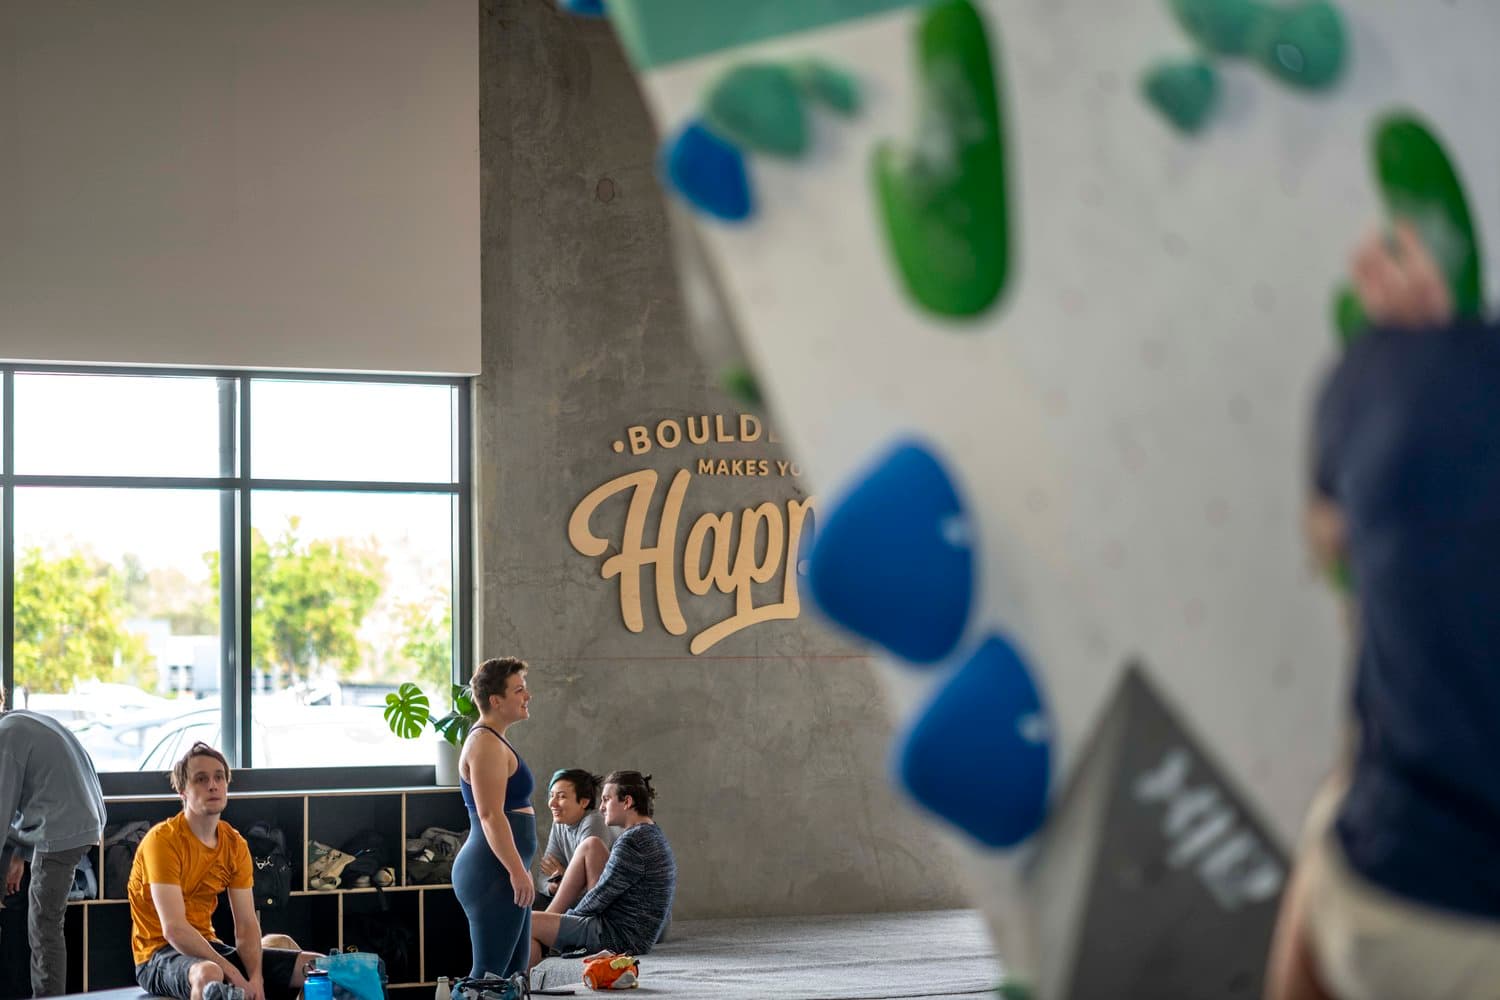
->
xmin=895 ymin=634 xmax=1052 ymax=848
xmin=807 ymin=439 xmax=973 ymax=664
xmin=557 ymin=0 xmax=606 ymax=17
xmin=662 ymin=120 xmax=755 ymax=222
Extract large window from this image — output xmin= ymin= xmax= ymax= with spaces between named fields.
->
xmin=0 ymin=368 xmax=471 ymax=773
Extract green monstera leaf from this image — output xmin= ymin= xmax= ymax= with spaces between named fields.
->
xmin=432 ymin=684 xmax=478 ymax=747
xmin=384 ymin=682 xmax=433 ymax=740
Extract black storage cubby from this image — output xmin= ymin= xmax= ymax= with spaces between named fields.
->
xmin=26 ymin=786 xmax=472 ymax=997
xmin=421 ymin=887 xmax=472 ymax=981
xmin=83 ymin=902 xmax=137 ymax=989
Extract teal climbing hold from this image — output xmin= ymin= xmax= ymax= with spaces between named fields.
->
xmin=874 ymin=0 xmax=1013 ymax=318
xmin=1249 ymin=1 xmax=1347 ymax=91
xmin=791 ymin=59 xmax=862 ymax=116
xmin=1141 ymin=58 xmax=1219 ymax=133
xmin=703 ymin=63 xmax=809 ymax=159
xmin=1166 ymin=0 xmax=1265 ymax=56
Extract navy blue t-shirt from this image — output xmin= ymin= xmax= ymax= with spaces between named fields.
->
xmin=1314 ymin=321 xmax=1500 ymax=918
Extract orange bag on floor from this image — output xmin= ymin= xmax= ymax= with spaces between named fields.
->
xmin=581 ymin=953 xmax=639 ymax=990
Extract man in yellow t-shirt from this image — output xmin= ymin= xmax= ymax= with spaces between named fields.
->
xmin=128 ymin=742 xmax=319 ymax=1000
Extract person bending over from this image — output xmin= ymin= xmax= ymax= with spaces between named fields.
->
xmin=528 ymin=771 xmax=676 ymax=969
xmin=1264 ymin=224 xmax=1500 ymax=1000
xmin=452 ymin=656 xmax=536 ymax=979
xmin=536 ymin=769 xmax=615 ymax=912
xmin=128 ymin=743 xmax=320 ymax=1000
xmin=0 ymin=685 xmax=107 ymax=997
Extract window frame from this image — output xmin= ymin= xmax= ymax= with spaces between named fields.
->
xmin=0 ymin=363 xmax=473 ymax=789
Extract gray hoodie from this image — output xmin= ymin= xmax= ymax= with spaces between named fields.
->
xmin=1 ymin=711 xmax=107 ymax=865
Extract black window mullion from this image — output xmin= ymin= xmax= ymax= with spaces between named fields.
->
xmin=217 ymin=377 xmax=241 ymax=766
xmin=455 ymin=380 xmax=473 ymax=685
xmin=236 ymin=377 xmax=254 ymax=767
xmin=2 ymin=369 xmax=14 ymax=706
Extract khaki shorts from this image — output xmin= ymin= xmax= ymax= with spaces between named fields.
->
xmin=1300 ymin=776 xmax=1500 ymax=1000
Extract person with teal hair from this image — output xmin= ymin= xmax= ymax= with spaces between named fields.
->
xmin=535 ymin=768 xmax=615 ymax=912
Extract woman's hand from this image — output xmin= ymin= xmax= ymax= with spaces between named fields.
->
xmin=508 ymin=863 xmax=536 ymax=908
xmin=1351 ymin=222 xmax=1453 ymax=329
xmin=539 ymin=854 xmax=564 ymax=879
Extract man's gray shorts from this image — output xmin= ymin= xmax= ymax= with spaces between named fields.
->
xmin=552 ymin=914 xmax=604 ymax=955
xmin=136 ymin=941 xmax=303 ymax=1000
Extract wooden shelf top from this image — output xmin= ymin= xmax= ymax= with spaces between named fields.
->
xmin=104 ymin=785 xmax=461 ymax=803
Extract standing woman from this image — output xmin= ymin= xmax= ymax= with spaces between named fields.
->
xmin=452 ymin=657 xmax=536 ymax=978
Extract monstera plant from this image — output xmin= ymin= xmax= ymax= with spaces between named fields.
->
xmin=384 ymin=682 xmax=477 ymax=746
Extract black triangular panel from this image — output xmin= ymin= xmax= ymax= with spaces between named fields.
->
xmin=1031 ymin=662 xmax=1289 ymax=1000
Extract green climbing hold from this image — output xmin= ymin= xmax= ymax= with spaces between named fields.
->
xmin=996 ymin=980 xmax=1034 ymax=1000
xmin=1141 ymin=58 xmax=1219 ymax=133
xmin=1249 ymin=1 xmax=1347 ymax=91
xmin=720 ymin=364 xmax=763 ymax=406
xmin=1329 ymin=555 xmax=1353 ymax=594
xmin=1373 ymin=113 xmax=1485 ymax=316
xmin=1166 ymin=0 xmax=1266 ymax=56
xmin=791 ymin=59 xmax=862 ymax=116
xmin=1332 ymin=284 xmax=1367 ymax=347
xmin=703 ymin=63 xmax=809 ymax=159
xmin=874 ymin=0 xmax=1012 ymax=318
xmin=1328 ymin=112 xmax=1482 ymax=346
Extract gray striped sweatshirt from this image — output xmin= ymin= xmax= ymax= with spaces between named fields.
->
xmin=569 ymin=822 xmax=676 ymax=955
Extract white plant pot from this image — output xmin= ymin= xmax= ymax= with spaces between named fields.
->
xmin=434 ymin=737 xmax=461 ymax=786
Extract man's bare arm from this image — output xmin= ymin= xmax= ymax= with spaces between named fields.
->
xmin=149 ymin=882 xmax=249 ymax=988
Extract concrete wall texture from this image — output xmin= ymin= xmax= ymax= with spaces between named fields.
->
xmin=475 ymin=0 xmax=967 ymax=919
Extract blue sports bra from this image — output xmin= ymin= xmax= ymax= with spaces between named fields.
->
xmin=458 ymin=724 xmax=534 ymax=814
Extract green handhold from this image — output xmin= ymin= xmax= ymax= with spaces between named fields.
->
xmin=1333 ymin=284 xmax=1367 ymax=347
xmin=996 ymin=980 xmax=1034 ymax=1000
xmin=1141 ymin=58 xmax=1219 ymax=134
xmin=791 ymin=59 xmax=862 ymax=116
xmin=720 ymin=364 xmax=763 ymax=406
xmin=1372 ymin=112 xmax=1484 ymax=316
xmin=1329 ymin=555 xmax=1353 ymax=593
xmin=1249 ymin=1 xmax=1347 ymax=91
xmin=874 ymin=0 xmax=1012 ymax=318
xmin=703 ymin=63 xmax=809 ymax=159
xmin=1166 ymin=0 xmax=1267 ymax=56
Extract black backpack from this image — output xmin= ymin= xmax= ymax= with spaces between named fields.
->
xmin=244 ymin=821 xmax=293 ymax=910
xmin=340 ymin=830 xmax=391 ymax=888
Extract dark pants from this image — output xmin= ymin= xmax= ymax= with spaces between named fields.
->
xmin=13 ymin=845 xmax=91 ymax=997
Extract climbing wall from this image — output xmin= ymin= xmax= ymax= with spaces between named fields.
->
xmin=575 ymin=0 xmax=1500 ymax=991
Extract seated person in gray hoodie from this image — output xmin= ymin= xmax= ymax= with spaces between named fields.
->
xmin=536 ymin=769 xmax=615 ymax=912
xmin=0 ymin=686 xmax=107 ymax=997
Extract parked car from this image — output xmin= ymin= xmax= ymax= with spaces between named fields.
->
xmin=134 ymin=704 xmax=427 ymax=771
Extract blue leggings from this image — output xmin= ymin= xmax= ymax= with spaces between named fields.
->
xmin=453 ymin=810 xmax=537 ymax=978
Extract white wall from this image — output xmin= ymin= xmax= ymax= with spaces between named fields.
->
xmin=0 ymin=0 xmax=479 ymax=375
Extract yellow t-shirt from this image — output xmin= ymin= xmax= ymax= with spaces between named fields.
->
xmin=127 ymin=813 xmax=254 ymax=966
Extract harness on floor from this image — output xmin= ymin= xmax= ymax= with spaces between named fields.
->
xmin=452 ymin=973 xmax=530 ymax=1000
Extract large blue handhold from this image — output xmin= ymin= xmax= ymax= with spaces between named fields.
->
xmin=661 ymin=120 xmax=754 ymax=222
xmin=807 ymin=439 xmax=973 ymax=664
xmin=896 ymin=634 xmax=1052 ymax=848
xmin=557 ymin=0 xmax=606 ymax=16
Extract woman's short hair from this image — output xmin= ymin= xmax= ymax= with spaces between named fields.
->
xmin=550 ymin=768 xmax=602 ymax=809
xmin=471 ymin=656 xmax=527 ymax=710
xmin=603 ymin=770 xmax=657 ymax=817
xmin=171 ymin=741 xmax=231 ymax=793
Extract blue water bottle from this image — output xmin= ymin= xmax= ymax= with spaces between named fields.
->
xmin=304 ymin=968 xmax=333 ymax=1000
